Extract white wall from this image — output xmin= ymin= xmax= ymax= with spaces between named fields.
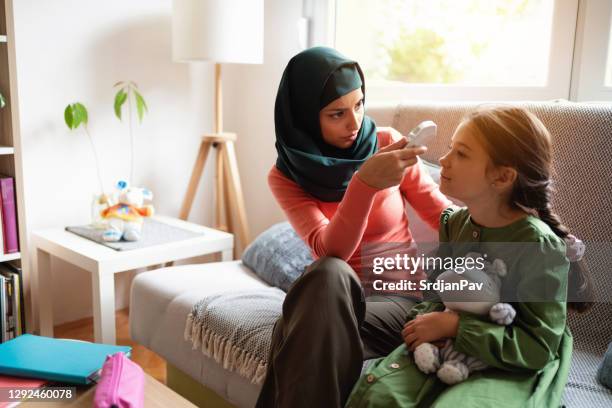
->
xmin=224 ymin=0 xmax=302 ymax=237
xmin=14 ymin=0 xmax=219 ymax=325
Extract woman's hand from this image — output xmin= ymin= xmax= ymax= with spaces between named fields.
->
xmin=357 ymin=137 xmax=427 ymax=190
xmin=402 ymin=311 xmax=460 ymax=352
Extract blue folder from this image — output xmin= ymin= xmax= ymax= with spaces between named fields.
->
xmin=0 ymin=334 xmax=131 ymax=384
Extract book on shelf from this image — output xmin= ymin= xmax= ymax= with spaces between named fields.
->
xmin=0 ymin=274 xmax=14 ymax=343
xmin=0 ymin=196 xmax=4 ymax=256
xmin=0 ymin=274 xmax=6 ymax=342
xmin=2 ymin=263 xmax=24 ymax=336
xmin=0 ymin=177 xmax=17 ymax=254
xmin=0 ymin=262 xmax=24 ymax=344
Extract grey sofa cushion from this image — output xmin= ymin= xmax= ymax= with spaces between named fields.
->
xmin=242 ymin=222 xmax=314 ymax=292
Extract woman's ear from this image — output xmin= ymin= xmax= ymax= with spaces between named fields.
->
xmin=490 ymin=166 xmax=517 ymax=190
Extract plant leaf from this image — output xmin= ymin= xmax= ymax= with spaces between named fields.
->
xmin=114 ymin=89 xmax=127 ymax=120
xmin=64 ymin=102 xmax=88 ymax=130
xmin=74 ymin=102 xmax=88 ymax=126
xmin=134 ymin=90 xmax=148 ymax=123
xmin=64 ymin=104 xmax=75 ymax=129
xmin=113 ymin=81 xmax=124 ymax=87
xmin=0 ymin=94 xmax=6 ymax=109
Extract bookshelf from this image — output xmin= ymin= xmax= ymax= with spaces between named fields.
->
xmin=0 ymin=0 xmax=29 ymax=331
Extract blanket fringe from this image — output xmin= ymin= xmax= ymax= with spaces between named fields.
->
xmin=184 ymin=315 xmax=268 ymax=385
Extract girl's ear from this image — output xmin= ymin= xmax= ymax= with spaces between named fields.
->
xmin=491 ymin=166 xmax=517 ymax=190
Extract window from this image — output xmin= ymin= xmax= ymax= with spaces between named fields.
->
xmin=335 ymin=0 xmax=555 ymax=87
xmin=305 ymin=0 xmax=612 ymax=101
xmin=606 ymin=16 xmax=612 ymax=87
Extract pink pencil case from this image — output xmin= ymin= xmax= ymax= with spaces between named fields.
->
xmin=93 ymin=352 xmax=144 ymax=408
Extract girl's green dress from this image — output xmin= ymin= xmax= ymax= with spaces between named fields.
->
xmin=346 ymin=208 xmax=572 ymax=408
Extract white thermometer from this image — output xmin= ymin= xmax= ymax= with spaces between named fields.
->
xmin=406 ymin=120 xmax=437 ymax=148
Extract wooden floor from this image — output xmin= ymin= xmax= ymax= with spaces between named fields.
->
xmin=54 ymin=308 xmax=167 ymax=384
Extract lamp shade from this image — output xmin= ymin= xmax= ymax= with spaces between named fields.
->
xmin=172 ymin=0 xmax=264 ymax=64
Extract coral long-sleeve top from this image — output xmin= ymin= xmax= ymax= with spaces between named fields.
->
xmin=269 ymin=129 xmax=452 ymax=296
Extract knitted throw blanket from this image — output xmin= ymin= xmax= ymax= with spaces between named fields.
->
xmin=184 ymin=288 xmax=285 ymax=384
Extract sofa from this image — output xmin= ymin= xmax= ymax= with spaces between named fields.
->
xmin=129 ymin=101 xmax=612 ymax=407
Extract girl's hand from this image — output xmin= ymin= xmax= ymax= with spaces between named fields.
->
xmin=402 ymin=311 xmax=460 ymax=352
xmin=357 ymin=137 xmax=427 ymax=190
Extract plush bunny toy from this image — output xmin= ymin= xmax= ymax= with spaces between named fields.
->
xmin=100 ymin=180 xmax=154 ymax=242
xmin=413 ymin=252 xmax=516 ymax=385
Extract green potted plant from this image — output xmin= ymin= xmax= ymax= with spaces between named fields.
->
xmin=63 ymin=82 xmax=148 ymax=228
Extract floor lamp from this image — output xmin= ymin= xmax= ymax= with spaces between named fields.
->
xmin=172 ymin=0 xmax=263 ymax=253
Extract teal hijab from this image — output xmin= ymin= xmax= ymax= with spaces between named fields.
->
xmin=275 ymin=47 xmax=378 ymax=202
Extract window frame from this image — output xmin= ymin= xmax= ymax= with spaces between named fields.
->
xmin=569 ymin=0 xmax=612 ymax=101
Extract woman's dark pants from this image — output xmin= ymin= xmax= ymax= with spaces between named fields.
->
xmin=255 ymin=256 xmax=416 ymax=408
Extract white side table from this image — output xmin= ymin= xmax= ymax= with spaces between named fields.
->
xmin=32 ymin=215 xmax=234 ymax=344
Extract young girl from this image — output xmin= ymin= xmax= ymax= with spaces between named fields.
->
xmin=346 ymin=106 xmax=592 ymax=407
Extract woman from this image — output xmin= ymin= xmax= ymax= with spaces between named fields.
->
xmin=256 ymin=47 xmax=451 ymax=408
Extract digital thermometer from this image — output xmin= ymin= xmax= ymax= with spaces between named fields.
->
xmin=406 ymin=120 xmax=437 ymax=148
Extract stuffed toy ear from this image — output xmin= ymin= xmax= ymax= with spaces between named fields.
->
xmin=116 ymin=180 xmax=129 ymax=190
xmin=491 ymin=259 xmax=507 ymax=278
xmin=141 ymin=188 xmax=153 ymax=201
xmin=464 ymin=251 xmax=481 ymax=260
